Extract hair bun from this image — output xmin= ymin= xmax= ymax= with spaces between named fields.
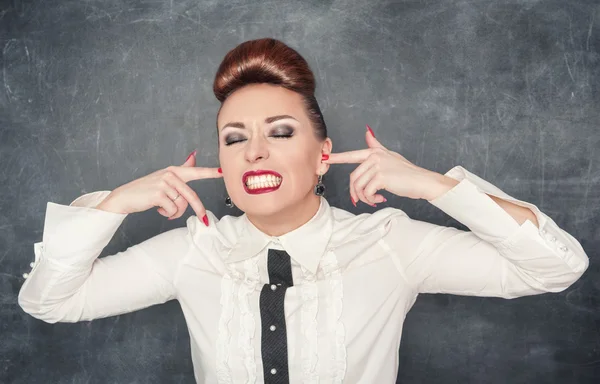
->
xmin=213 ymin=38 xmax=316 ymax=102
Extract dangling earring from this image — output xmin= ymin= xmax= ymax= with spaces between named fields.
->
xmin=314 ymin=174 xmax=325 ymax=196
xmin=225 ymin=196 xmax=234 ymax=208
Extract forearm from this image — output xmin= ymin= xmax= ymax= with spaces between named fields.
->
xmin=19 ymin=194 xmax=180 ymax=323
xmin=423 ymin=171 xmax=539 ymax=228
xmin=18 ymin=196 xmax=128 ymax=322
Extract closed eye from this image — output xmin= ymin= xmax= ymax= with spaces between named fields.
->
xmin=224 ymin=135 xmax=291 ymax=146
xmin=224 ymin=137 xmax=246 ymax=146
xmin=271 ymin=125 xmax=295 ymax=139
xmin=225 ymin=133 xmax=294 ymax=146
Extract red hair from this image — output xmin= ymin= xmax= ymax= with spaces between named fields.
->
xmin=213 ymin=38 xmax=327 ymax=140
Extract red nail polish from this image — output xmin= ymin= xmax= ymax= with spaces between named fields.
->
xmin=351 ymin=196 xmax=356 ymax=207
xmin=218 ymin=167 xmax=222 ymax=173
xmin=366 ymin=124 xmax=375 ymax=137
xmin=321 ymin=154 xmax=329 ymax=161
xmin=202 ymin=214 xmax=209 ymax=227
xmin=186 ymin=150 xmax=197 ymax=162
xmin=382 ymin=197 xmax=387 ymax=202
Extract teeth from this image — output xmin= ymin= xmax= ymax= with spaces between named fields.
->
xmin=245 ymin=174 xmax=282 ymax=189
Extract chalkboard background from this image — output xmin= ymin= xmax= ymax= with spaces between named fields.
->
xmin=1 ymin=0 xmax=598 ymax=383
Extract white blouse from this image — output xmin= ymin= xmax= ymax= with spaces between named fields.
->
xmin=18 ymin=165 xmax=589 ymax=384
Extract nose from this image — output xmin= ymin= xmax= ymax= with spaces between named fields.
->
xmin=244 ymin=135 xmax=269 ymax=163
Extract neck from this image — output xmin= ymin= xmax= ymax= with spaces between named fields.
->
xmin=247 ymin=193 xmax=321 ymax=237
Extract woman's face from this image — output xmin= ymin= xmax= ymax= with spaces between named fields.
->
xmin=217 ymin=83 xmax=332 ymax=217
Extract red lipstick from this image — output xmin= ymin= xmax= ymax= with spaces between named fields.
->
xmin=243 ymin=170 xmax=282 ymax=195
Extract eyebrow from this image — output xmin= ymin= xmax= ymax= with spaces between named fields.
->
xmin=220 ymin=115 xmax=298 ymax=131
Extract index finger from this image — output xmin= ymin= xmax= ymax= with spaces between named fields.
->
xmin=323 ymin=149 xmax=371 ymax=164
xmin=171 ymin=166 xmax=224 ymax=182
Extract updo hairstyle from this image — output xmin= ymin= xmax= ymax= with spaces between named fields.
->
xmin=212 ymin=38 xmax=327 ymax=140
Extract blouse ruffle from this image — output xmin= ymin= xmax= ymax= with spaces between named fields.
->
xmin=321 ymin=250 xmax=347 ymax=383
xmin=300 ymin=265 xmax=319 ymax=383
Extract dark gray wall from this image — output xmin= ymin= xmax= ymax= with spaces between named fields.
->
xmin=1 ymin=1 xmax=599 ymax=383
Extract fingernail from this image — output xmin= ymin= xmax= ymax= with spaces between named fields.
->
xmin=321 ymin=154 xmax=329 ymax=161
xmin=202 ymin=214 xmax=209 ymax=227
xmin=351 ymin=196 xmax=356 ymax=207
xmin=382 ymin=197 xmax=387 ymax=202
xmin=186 ymin=149 xmax=197 ymax=161
xmin=218 ymin=167 xmax=222 ymax=173
xmin=366 ymin=124 xmax=375 ymax=137
xmin=168 ymin=216 xmax=175 ymax=220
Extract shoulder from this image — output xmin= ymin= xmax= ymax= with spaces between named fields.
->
xmin=328 ymin=205 xmax=410 ymax=247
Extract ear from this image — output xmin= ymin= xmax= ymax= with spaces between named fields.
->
xmin=318 ymin=137 xmax=333 ymax=175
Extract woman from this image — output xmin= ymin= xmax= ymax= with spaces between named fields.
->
xmin=18 ymin=38 xmax=589 ymax=383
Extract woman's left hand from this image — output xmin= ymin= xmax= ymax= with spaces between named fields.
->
xmin=323 ymin=125 xmax=441 ymax=206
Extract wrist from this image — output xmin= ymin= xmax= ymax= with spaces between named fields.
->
xmin=95 ymin=192 xmax=126 ymax=214
xmin=421 ymin=170 xmax=460 ymax=201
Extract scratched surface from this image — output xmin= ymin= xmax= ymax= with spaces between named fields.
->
xmin=1 ymin=0 xmax=599 ymax=383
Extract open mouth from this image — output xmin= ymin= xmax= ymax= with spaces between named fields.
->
xmin=243 ymin=170 xmax=283 ymax=194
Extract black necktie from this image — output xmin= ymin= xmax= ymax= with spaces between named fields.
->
xmin=260 ymin=249 xmax=294 ymax=383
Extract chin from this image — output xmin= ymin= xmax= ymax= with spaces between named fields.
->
xmin=234 ymin=187 xmax=296 ymax=216
xmin=238 ymin=198 xmax=286 ymax=217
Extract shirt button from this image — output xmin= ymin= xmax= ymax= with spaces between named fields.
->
xmin=23 ymin=273 xmax=29 ymax=279
xmin=270 ymin=325 xmax=276 ymax=331
xmin=30 ymin=262 xmax=35 ymax=268
xmin=549 ymin=236 xmax=556 ymax=242
xmin=560 ymin=245 xmax=568 ymax=252
xmin=271 ymin=284 xmax=277 ymax=291
xmin=541 ymin=229 xmax=547 ymax=234
xmin=270 ymin=368 xmax=277 ymax=375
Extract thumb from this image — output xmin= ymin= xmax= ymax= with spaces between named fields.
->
xmin=182 ymin=149 xmax=197 ymax=167
xmin=365 ymin=125 xmax=385 ymax=149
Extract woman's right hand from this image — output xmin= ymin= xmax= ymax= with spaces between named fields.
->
xmin=96 ymin=150 xmax=222 ymax=226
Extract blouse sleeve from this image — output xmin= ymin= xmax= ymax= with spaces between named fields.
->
xmin=382 ymin=166 xmax=589 ymax=299
xmin=18 ymin=191 xmax=191 ymax=323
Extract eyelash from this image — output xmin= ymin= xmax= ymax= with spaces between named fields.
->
xmin=224 ymin=133 xmax=293 ymax=146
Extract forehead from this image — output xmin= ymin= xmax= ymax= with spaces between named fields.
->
xmin=218 ymin=83 xmax=307 ymax=126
